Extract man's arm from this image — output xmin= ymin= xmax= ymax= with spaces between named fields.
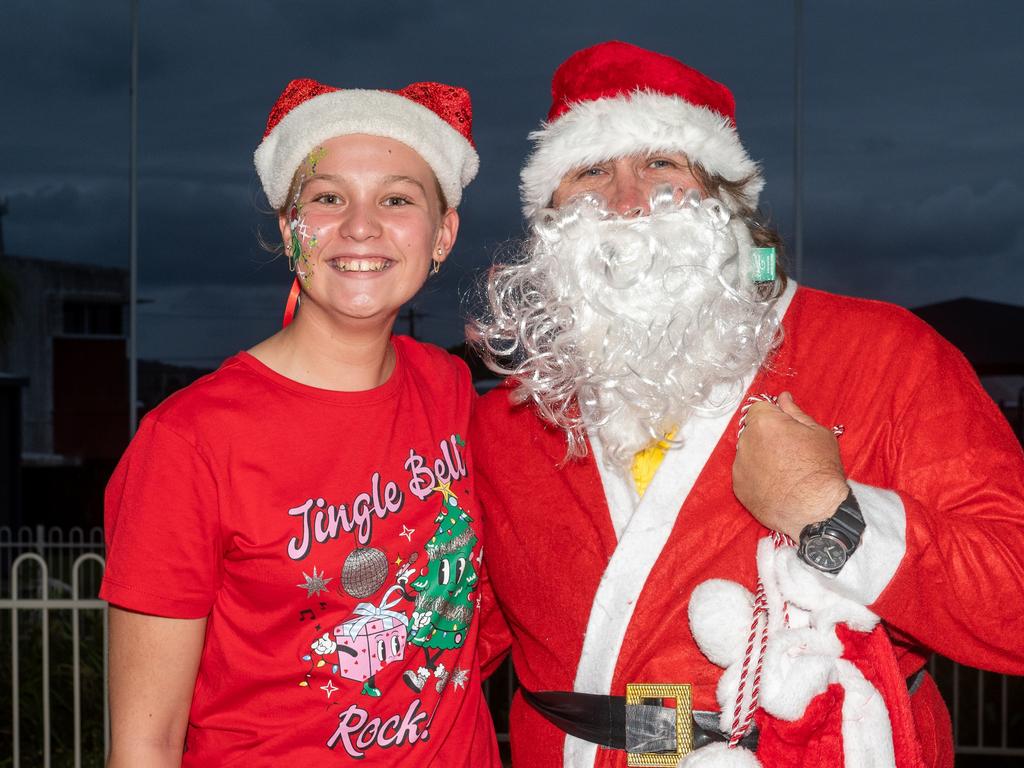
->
xmin=107 ymin=607 xmax=207 ymax=768
xmin=734 ymin=364 xmax=1024 ymax=674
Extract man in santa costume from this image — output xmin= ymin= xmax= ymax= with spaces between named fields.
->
xmin=469 ymin=41 xmax=1024 ymax=768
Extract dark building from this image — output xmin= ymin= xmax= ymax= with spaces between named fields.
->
xmin=0 ymin=253 xmax=129 ymax=527
xmin=913 ymin=298 xmax=1024 ymax=443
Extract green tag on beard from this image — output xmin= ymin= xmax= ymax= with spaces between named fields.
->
xmin=751 ymin=247 xmax=776 ymax=284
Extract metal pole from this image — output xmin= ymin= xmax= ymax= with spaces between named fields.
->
xmin=793 ymin=0 xmax=804 ymax=282
xmin=128 ymin=0 xmax=139 ymax=436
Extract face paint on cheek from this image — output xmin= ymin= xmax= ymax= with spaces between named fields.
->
xmin=290 ymin=213 xmax=319 ymax=287
xmin=298 ymin=224 xmax=320 ymax=287
xmin=288 ymin=147 xmax=329 ymax=288
xmin=287 ymin=180 xmax=317 ymax=287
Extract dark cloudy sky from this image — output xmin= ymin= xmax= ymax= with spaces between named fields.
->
xmin=2 ymin=0 xmax=1022 ymax=366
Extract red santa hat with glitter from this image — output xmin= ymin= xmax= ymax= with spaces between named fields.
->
xmin=254 ymin=77 xmax=478 ymax=211
xmin=253 ymin=78 xmax=478 ymax=325
xmin=519 ymin=41 xmax=763 ymax=218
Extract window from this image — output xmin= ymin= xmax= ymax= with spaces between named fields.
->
xmin=62 ymin=300 xmax=124 ymax=336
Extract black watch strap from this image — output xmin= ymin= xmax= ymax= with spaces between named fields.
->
xmin=828 ymin=490 xmax=865 ymax=551
xmin=798 ymin=489 xmax=865 ymax=572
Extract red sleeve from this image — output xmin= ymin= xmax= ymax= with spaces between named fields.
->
xmin=476 ymin=556 xmax=513 ymax=678
xmin=100 ymin=417 xmax=222 ymax=619
xmin=867 ymin=330 xmax=1024 ymax=674
xmin=464 ymin=375 xmax=511 ymax=678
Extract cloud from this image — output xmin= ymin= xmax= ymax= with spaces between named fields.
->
xmin=3 ymin=0 xmax=1022 ymax=361
xmin=137 ymin=283 xmax=284 ymax=365
xmin=803 ymin=180 xmax=1024 ymax=306
xmin=1 ymin=1 xmax=128 ymax=94
xmin=0 ymin=176 xmax=285 ymax=285
xmin=2 ymin=180 xmax=129 ymax=268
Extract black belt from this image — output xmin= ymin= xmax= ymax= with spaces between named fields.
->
xmin=521 ymin=686 xmax=757 ymax=762
xmin=522 ymin=669 xmax=926 ymax=761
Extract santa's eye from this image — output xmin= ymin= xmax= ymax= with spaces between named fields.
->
xmin=575 ymin=165 xmax=606 ymax=180
xmin=439 ymin=559 xmax=451 ymax=585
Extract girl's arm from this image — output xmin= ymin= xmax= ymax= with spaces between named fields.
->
xmin=107 ymin=606 xmax=207 ymax=768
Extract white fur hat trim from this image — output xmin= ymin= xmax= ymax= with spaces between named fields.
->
xmin=520 ymin=90 xmax=762 ymax=219
xmin=254 ymin=89 xmax=478 ymax=209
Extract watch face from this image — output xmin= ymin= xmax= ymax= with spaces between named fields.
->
xmin=802 ymin=535 xmax=848 ymax=572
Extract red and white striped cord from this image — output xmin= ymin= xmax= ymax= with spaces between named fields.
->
xmin=727 ymin=532 xmax=795 ymax=747
xmin=728 ymin=393 xmax=842 ymax=746
xmin=728 ymin=578 xmax=768 ymax=746
xmin=737 ymin=393 xmax=845 ymax=438
xmin=737 ymin=393 xmax=777 ymax=437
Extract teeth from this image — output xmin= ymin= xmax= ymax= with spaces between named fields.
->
xmin=332 ymin=259 xmax=390 ymax=272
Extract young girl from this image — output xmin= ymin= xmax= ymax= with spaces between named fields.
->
xmin=101 ymin=78 xmax=503 ymax=766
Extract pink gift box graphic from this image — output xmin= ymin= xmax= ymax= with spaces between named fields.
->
xmin=334 ymin=585 xmax=409 ymax=682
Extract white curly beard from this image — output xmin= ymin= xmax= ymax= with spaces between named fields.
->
xmin=471 ymin=190 xmax=783 ymax=471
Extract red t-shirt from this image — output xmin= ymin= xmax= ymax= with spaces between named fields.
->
xmin=101 ymin=337 xmax=501 ymax=766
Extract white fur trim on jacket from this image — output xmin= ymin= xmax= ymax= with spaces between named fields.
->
xmin=520 ymin=90 xmax=763 ymax=219
xmin=680 ymin=741 xmax=761 ymax=767
xmin=254 ymin=89 xmax=479 ymax=209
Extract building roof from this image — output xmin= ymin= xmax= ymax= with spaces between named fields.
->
xmin=912 ymin=298 xmax=1024 ymax=375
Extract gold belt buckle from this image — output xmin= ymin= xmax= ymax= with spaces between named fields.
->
xmin=624 ymin=683 xmax=693 ymax=767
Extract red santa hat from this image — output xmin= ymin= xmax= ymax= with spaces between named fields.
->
xmin=254 ymin=78 xmax=479 ymax=209
xmin=520 ymin=41 xmax=763 ymax=218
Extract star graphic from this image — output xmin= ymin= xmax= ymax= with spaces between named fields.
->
xmin=297 ymin=565 xmax=332 ymax=598
xmin=399 ymin=525 xmax=415 ymax=542
xmin=432 ymin=479 xmax=456 ymax=503
xmin=450 ymin=668 xmax=469 ymax=690
xmin=394 ymin=555 xmax=403 ymax=565
xmin=321 ymin=680 xmax=338 ymax=698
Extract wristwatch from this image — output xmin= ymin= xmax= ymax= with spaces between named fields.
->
xmin=797 ymin=489 xmax=865 ymax=574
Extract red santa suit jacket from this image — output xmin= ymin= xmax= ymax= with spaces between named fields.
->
xmin=472 ymin=285 xmax=1024 ymax=768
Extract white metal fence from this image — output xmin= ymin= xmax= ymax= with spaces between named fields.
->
xmin=2 ymin=526 xmax=108 ymax=767
xmin=2 ymin=526 xmax=1023 ymax=766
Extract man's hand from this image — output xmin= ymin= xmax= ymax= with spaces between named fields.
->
xmin=733 ymin=391 xmax=850 ymax=540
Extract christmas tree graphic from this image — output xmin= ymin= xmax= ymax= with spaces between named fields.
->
xmin=403 ymin=481 xmax=478 ymax=692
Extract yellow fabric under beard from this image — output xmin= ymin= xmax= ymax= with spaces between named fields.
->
xmin=631 ymin=430 xmax=676 ymax=497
